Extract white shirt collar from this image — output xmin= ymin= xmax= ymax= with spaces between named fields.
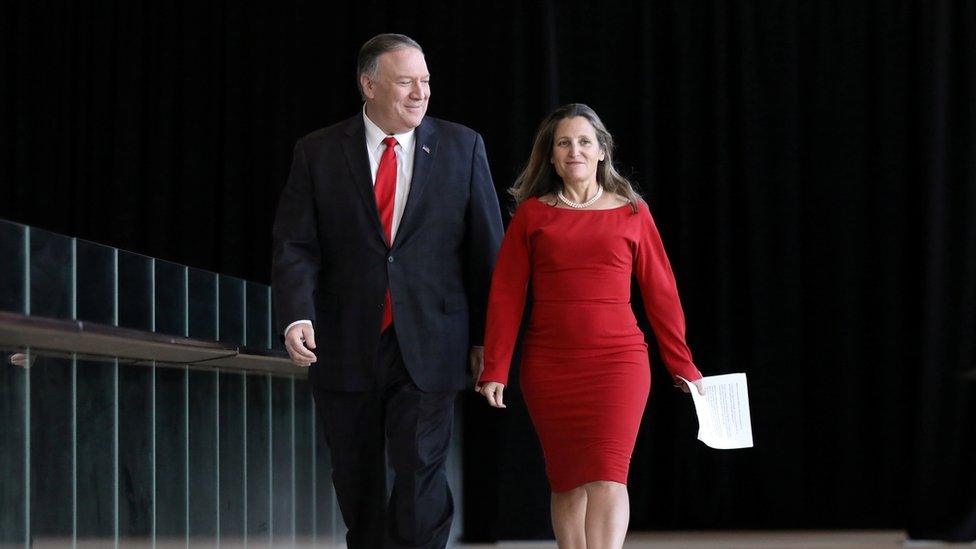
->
xmin=362 ymin=104 xmax=416 ymax=154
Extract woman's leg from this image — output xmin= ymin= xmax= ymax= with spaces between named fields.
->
xmin=582 ymin=481 xmax=629 ymax=549
xmin=551 ymin=486 xmax=588 ymax=548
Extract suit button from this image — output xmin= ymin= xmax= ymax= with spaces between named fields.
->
xmin=387 ymin=256 xmax=394 ymax=263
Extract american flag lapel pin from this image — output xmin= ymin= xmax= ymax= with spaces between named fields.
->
xmin=422 ymin=145 xmax=431 ymax=154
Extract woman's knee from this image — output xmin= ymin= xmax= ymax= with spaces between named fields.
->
xmin=552 ymin=485 xmax=587 ymax=502
xmin=581 ymin=480 xmax=626 ymax=498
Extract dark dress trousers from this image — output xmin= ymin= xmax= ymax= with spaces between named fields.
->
xmin=272 ymin=113 xmax=503 ymax=548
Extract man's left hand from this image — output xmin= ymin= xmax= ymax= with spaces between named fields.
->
xmin=469 ymin=346 xmax=484 ymax=388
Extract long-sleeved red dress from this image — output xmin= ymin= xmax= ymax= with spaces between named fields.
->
xmin=478 ymin=197 xmax=702 ymax=492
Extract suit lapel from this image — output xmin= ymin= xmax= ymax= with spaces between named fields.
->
xmin=340 ymin=116 xmax=387 ymax=245
xmin=397 ymin=119 xmax=439 ymax=245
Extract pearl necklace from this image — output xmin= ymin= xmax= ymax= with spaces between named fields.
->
xmin=557 ymin=186 xmax=604 ymax=209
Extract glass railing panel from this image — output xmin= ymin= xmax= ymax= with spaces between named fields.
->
xmin=29 ymin=227 xmax=73 ymax=320
xmin=118 ymin=361 xmax=153 ymax=544
xmin=2 ymin=335 xmax=326 ymax=547
xmin=245 ymin=373 xmax=271 ymax=544
xmin=293 ymin=380 xmax=315 ymax=545
xmin=29 ymin=355 xmax=74 ymax=545
xmin=217 ymin=371 xmax=245 ymax=544
xmin=271 ymin=376 xmax=294 ymax=544
xmin=187 ymin=369 xmax=218 ymax=543
xmin=245 ymin=281 xmax=270 ymax=349
xmin=155 ymin=261 xmax=187 ymax=337
xmin=0 ymin=219 xmax=339 ymax=546
xmin=217 ymin=275 xmax=244 ymax=346
xmin=0 ymin=347 xmax=29 ymax=545
xmin=0 ymin=220 xmax=26 ymax=314
xmin=155 ymin=366 xmax=187 ymax=544
xmin=187 ymin=267 xmax=217 ymax=341
xmin=76 ymin=357 xmax=117 ymax=541
xmin=118 ymin=251 xmax=152 ymax=331
xmin=75 ymin=239 xmax=116 ymax=325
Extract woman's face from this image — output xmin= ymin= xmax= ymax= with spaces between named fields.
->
xmin=550 ymin=116 xmax=605 ymax=186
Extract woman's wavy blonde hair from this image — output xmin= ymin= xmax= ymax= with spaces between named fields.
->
xmin=510 ymin=103 xmax=641 ymax=214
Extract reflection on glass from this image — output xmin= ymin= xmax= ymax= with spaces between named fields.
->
xmin=218 ymin=276 xmax=244 ymax=346
xmin=0 ymin=220 xmax=26 ymax=314
xmin=118 ymin=251 xmax=152 ymax=331
xmin=155 ymin=261 xmax=187 ymax=337
xmin=30 ymin=227 xmax=73 ymax=320
xmin=187 ymin=268 xmax=217 ymax=341
xmin=75 ymin=239 xmax=116 ymax=325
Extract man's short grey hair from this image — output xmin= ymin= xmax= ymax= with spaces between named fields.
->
xmin=357 ymin=33 xmax=424 ymax=100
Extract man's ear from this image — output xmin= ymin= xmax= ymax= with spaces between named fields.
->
xmin=360 ymin=74 xmax=375 ymax=99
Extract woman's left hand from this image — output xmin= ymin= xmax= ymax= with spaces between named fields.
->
xmin=676 ymin=377 xmax=705 ymax=396
xmin=478 ymin=382 xmax=507 ymax=408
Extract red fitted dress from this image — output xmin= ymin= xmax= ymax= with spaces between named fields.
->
xmin=478 ymin=197 xmax=701 ymax=492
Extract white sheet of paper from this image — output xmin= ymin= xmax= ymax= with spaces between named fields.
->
xmin=679 ymin=373 xmax=754 ymax=449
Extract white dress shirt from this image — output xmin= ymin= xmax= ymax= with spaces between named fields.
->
xmin=284 ymin=106 xmax=416 ymax=336
xmin=362 ymin=105 xmax=415 ymax=242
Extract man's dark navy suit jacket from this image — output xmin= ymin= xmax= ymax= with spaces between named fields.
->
xmin=272 ymin=113 xmax=504 ymax=392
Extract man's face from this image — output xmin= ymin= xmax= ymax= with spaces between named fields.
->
xmin=361 ymin=47 xmax=430 ymax=134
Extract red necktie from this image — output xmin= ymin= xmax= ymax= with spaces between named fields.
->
xmin=375 ymin=136 xmax=398 ymax=332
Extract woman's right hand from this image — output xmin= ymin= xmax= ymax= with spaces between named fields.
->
xmin=478 ymin=382 xmax=507 ymax=408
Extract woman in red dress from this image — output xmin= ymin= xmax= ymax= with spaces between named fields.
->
xmin=476 ymin=103 xmax=704 ymax=548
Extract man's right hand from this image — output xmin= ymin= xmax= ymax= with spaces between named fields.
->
xmin=8 ymin=353 xmax=35 ymax=369
xmin=284 ymin=324 xmax=317 ymax=367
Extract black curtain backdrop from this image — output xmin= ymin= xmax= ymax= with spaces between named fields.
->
xmin=2 ymin=0 xmax=974 ymax=542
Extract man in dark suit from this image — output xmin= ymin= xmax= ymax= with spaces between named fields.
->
xmin=272 ymin=34 xmax=503 ymax=548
